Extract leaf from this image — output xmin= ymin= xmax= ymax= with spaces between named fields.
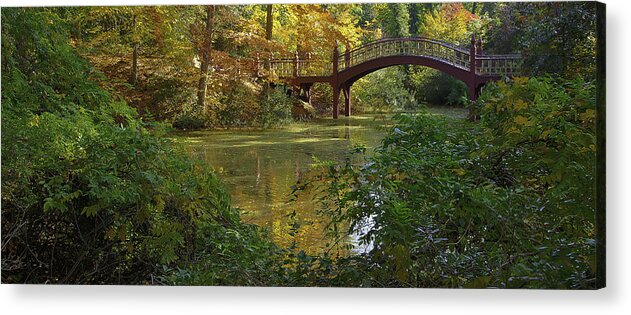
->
xmin=464 ymin=276 xmax=491 ymax=288
xmin=82 ymin=204 xmax=100 ymax=217
xmin=513 ymin=99 xmax=528 ymax=111
xmin=580 ymin=109 xmax=596 ymax=123
xmin=513 ymin=115 xmax=531 ymax=126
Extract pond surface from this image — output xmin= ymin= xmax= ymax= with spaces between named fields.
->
xmin=173 ymin=114 xmax=390 ymax=255
xmin=173 ymin=108 xmax=467 ymax=255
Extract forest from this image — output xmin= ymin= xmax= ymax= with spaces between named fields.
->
xmin=1 ymin=2 xmax=603 ymax=288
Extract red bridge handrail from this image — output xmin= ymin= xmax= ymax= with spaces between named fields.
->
xmin=257 ymin=37 xmax=522 ymax=79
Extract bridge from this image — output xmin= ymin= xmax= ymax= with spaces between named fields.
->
xmin=256 ymin=35 xmax=521 ymax=118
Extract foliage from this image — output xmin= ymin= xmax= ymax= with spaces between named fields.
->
xmin=353 ymin=68 xmax=417 ymax=112
xmin=2 ymin=4 xmax=601 ymax=287
xmin=1 ymin=7 xmax=278 ymax=284
xmin=419 ymin=3 xmax=489 ymax=46
xmin=172 ymin=113 xmax=207 ymax=130
xmin=410 ymin=69 xmax=468 ymax=106
xmin=485 ymin=2 xmax=597 ymax=79
xmin=378 ymin=3 xmax=410 ymax=38
xmin=147 ymin=75 xmax=197 ymax=121
xmin=405 ymin=3 xmax=487 ymax=107
xmin=311 ymin=76 xmax=597 ymax=288
xmin=257 ymin=85 xmax=294 ymax=128
xmin=309 ymin=83 xmax=333 ymax=116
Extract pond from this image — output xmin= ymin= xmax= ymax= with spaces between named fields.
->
xmin=173 ymin=107 xmax=467 ymax=256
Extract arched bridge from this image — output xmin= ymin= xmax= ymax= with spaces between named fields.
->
xmin=257 ymin=35 xmax=522 ymax=118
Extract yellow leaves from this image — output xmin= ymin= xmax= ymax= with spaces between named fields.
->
xmin=155 ymin=195 xmax=165 ymax=213
xmin=106 ymin=225 xmax=128 ymax=242
xmin=580 ymin=109 xmax=596 ymax=123
xmin=513 ymin=99 xmax=528 ymax=111
xmin=496 ymin=80 xmax=507 ymax=89
xmin=118 ymin=226 xmax=127 ymax=242
xmin=512 ymin=76 xmax=529 ymax=86
xmin=579 ymin=144 xmax=597 ymax=153
xmin=29 ymin=114 xmax=40 ymax=127
xmin=507 ymin=126 xmax=519 ymax=134
xmin=452 ymin=168 xmax=466 ymax=176
xmin=513 ymin=115 xmax=532 ymax=126
xmin=390 ymin=244 xmax=411 ymax=283
xmin=540 ymin=129 xmax=553 ymax=139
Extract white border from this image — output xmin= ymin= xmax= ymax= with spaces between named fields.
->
xmin=1 ymin=0 xmax=629 ymax=314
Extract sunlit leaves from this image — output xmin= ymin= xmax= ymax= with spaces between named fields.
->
xmin=312 ymin=76 xmax=597 ymax=288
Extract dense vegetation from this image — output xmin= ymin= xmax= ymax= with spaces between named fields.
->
xmin=2 ymin=3 xmax=600 ymax=288
xmin=1 ymin=8 xmax=281 ymax=284
xmin=308 ymin=77 xmax=596 ymax=288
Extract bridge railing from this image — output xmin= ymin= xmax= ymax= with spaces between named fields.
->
xmin=257 ymin=37 xmax=522 ymax=79
xmin=476 ymin=54 xmax=522 ymax=76
xmin=258 ymin=57 xmax=332 ymax=78
xmin=338 ymin=37 xmax=471 ymax=72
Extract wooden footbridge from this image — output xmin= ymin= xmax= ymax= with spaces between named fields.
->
xmin=256 ymin=35 xmax=521 ymax=118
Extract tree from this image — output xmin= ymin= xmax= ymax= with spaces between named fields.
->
xmin=74 ymin=7 xmax=166 ymax=87
xmin=379 ymin=3 xmax=410 ymax=38
xmin=419 ymin=3 xmax=485 ymax=46
xmin=485 ymin=2 xmax=597 ymax=78
xmin=265 ymin=4 xmax=273 ymax=41
xmin=196 ymin=6 xmax=216 ymax=113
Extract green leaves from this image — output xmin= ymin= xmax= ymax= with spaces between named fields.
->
xmin=2 ymin=8 xmax=278 ymax=284
xmin=311 ymin=76 xmax=596 ymax=288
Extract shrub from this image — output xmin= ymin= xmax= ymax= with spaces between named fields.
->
xmin=309 ymin=83 xmax=333 ymax=116
xmin=212 ymin=81 xmax=259 ymax=127
xmin=410 ymin=68 xmax=468 ymax=106
xmin=353 ymin=67 xmax=417 ymax=112
xmin=1 ymin=8 xmax=278 ymax=284
xmin=311 ymin=76 xmax=597 ymax=288
xmin=172 ymin=113 xmax=206 ymax=130
xmin=257 ymin=85 xmax=294 ymax=128
xmin=147 ymin=76 xmax=196 ymax=121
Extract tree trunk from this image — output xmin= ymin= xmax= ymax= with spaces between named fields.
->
xmin=197 ymin=5 xmax=216 ymax=114
xmin=129 ymin=43 xmax=138 ymax=86
xmin=264 ymin=4 xmax=273 ymax=72
xmin=129 ymin=14 xmax=138 ymax=86
xmin=265 ymin=4 xmax=273 ymax=41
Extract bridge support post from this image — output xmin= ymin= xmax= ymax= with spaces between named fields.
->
xmin=343 ymin=84 xmax=351 ymax=117
xmin=305 ymin=84 xmax=312 ymax=105
xmin=332 ymin=46 xmax=340 ymax=119
xmin=467 ymin=34 xmax=479 ymax=121
xmin=468 ymin=34 xmax=477 ymax=103
xmin=298 ymin=83 xmax=312 ymax=105
xmin=333 ymin=87 xmax=340 ymax=119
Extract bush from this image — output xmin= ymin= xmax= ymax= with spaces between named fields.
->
xmin=172 ymin=113 xmax=206 ymax=130
xmin=257 ymin=85 xmax=294 ymax=128
xmin=1 ymin=8 xmax=279 ymax=284
xmin=410 ymin=68 xmax=468 ymax=106
xmin=309 ymin=83 xmax=333 ymax=116
xmin=210 ymin=80 xmax=258 ymax=127
xmin=147 ymin=76 xmax=196 ymax=121
xmin=311 ymin=76 xmax=597 ymax=288
xmin=354 ymin=67 xmax=417 ymax=112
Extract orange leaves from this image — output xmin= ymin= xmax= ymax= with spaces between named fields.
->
xmin=442 ymin=3 xmax=477 ymax=21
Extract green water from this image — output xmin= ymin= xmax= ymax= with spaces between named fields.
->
xmin=173 ymin=108 xmax=467 ymax=254
xmin=173 ymin=114 xmax=391 ymax=254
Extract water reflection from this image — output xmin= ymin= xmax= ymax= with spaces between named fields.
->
xmin=173 ymin=114 xmax=390 ymax=255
